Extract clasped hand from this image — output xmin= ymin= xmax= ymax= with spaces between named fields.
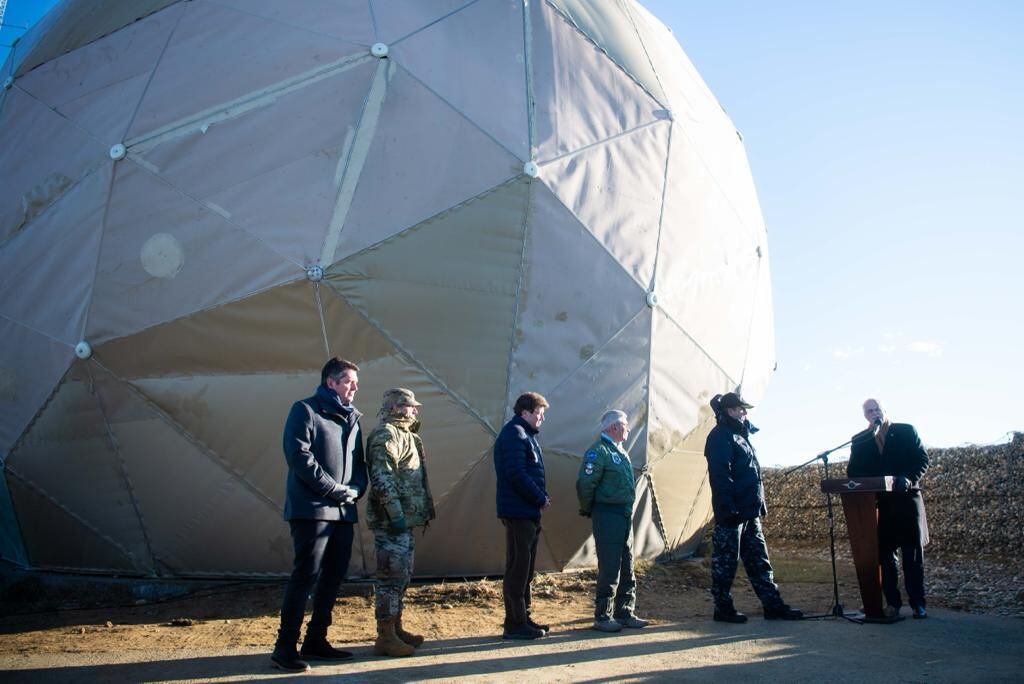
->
xmin=334 ymin=484 xmax=358 ymax=505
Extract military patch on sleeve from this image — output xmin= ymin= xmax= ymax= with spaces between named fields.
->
xmin=584 ymin=463 xmax=594 ymax=475
xmin=585 ymin=450 xmax=598 ymax=462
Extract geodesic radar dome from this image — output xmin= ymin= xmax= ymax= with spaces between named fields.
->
xmin=0 ymin=0 xmax=774 ymax=578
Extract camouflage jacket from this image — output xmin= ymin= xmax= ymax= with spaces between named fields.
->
xmin=576 ymin=435 xmax=636 ymax=514
xmin=365 ymin=416 xmax=435 ymax=529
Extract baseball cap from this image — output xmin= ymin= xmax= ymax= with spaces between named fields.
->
xmin=718 ymin=392 xmax=753 ymax=410
xmin=381 ymin=387 xmax=422 ymax=409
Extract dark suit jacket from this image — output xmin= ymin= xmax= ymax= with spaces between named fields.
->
xmin=847 ymin=422 xmax=929 ymax=546
xmin=282 ymin=386 xmax=368 ymax=522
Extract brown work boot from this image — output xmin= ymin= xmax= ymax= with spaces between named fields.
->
xmin=373 ymin=618 xmax=415 ymax=657
xmin=395 ymin=611 xmax=425 ymax=648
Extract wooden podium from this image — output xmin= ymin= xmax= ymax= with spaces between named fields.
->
xmin=821 ymin=476 xmax=896 ymax=622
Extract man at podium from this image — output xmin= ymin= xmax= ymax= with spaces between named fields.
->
xmin=847 ymin=398 xmax=930 ymax=619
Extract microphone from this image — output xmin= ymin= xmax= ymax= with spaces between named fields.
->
xmin=873 ymin=418 xmax=882 ymax=427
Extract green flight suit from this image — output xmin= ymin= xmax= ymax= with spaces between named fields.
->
xmin=576 ymin=435 xmax=637 ymax=621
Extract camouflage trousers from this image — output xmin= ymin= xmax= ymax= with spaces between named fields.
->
xmin=710 ymin=517 xmax=784 ymax=610
xmin=374 ymin=529 xmax=415 ymax=620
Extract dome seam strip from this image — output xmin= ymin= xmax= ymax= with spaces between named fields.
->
xmin=542 ymin=0 xmax=667 ymax=110
xmin=93 ymin=359 xmax=286 ymax=518
xmin=317 ymin=287 xmax=500 ymax=437
xmin=90 ymin=361 xmax=161 ymax=574
xmin=545 ymin=305 xmax=646 ymax=398
xmin=119 ymin=1 xmax=187 ymax=146
xmin=4 ymin=464 xmax=142 ymax=571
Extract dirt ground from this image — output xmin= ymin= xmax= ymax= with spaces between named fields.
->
xmin=1 ymin=543 xmax=1021 ymax=665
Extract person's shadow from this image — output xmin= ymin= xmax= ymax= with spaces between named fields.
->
xmin=0 ymin=623 xmax=757 ymax=683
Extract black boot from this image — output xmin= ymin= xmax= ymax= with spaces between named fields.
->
xmin=713 ymin=606 xmax=748 ymax=623
xmin=763 ymin=604 xmax=803 ymax=620
xmin=300 ymin=628 xmax=354 ymax=661
xmin=271 ymin=644 xmax=311 ymax=672
xmin=503 ymin=623 xmax=545 ymax=640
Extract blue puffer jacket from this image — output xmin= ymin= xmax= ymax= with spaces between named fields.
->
xmin=493 ymin=415 xmax=547 ymax=520
xmin=704 ymin=415 xmax=767 ymax=524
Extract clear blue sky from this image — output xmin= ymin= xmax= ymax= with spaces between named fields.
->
xmin=0 ymin=0 xmax=51 ymax=67
xmin=648 ymin=0 xmax=1024 ymax=464
xmin=4 ymin=1 xmax=1022 ymax=466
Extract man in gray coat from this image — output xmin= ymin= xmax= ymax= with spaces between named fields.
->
xmin=271 ymin=357 xmax=368 ymax=672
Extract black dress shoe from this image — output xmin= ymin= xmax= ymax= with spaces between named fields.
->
xmin=300 ymin=637 xmax=354 ymax=661
xmin=527 ymin=617 xmax=550 ymax=634
xmin=713 ymin=608 xmax=748 ymax=623
xmin=503 ymin=624 xmax=545 ymax=640
xmin=764 ymin=604 xmax=803 ymax=620
xmin=270 ymin=648 xmax=311 ymax=672
xmin=912 ymin=605 xmax=928 ymax=619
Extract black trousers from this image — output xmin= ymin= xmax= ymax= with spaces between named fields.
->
xmin=277 ymin=519 xmax=354 ymax=647
xmin=501 ymin=517 xmax=541 ymax=627
xmin=880 ymin=539 xmax=926 ymax=609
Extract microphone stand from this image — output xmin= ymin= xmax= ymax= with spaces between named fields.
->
xmin=784 ymin=436 xmax=862 ymax=623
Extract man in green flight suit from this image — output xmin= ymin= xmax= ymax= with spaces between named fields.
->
xmin=576 ymin=410 xmax=650 ymax=632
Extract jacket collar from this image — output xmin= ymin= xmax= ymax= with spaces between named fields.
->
xmin=512 ymin=414 xmax=539 ymax=436
xmin=315 ymin=384 xmax=361 ymax=422
xmin=720 ymin=411 xmax=753 ymax=438
xmin=380 ymin=412 xmax=416 ymax=431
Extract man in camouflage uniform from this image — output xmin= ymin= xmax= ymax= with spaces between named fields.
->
xmin=705 ymin=392 xmax=802 ymax=623
xmin=576 ymin=410 xmax=649 ymax=632
xmin=366 ymin=388 xmax=435 ymax=657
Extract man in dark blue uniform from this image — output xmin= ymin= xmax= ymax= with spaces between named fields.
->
xmin=847 ymin=398 xmax=930 ymax=619
xmin=705 ymin=392 xmax=801 ymax=623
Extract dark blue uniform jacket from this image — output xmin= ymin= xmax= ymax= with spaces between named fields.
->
xmin=704 ymin=416 xmax=767 ymax=524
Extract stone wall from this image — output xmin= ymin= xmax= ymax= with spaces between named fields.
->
xmin=760 ymin=432 xmax=1024 ymax=556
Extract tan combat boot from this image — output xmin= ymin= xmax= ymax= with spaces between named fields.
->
xmin=374 ymin=618 xmax=415 ymax=657
xmin=395 ymin=610 xmax=425 ymax=648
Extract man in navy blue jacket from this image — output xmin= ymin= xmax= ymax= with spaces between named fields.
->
xmin=705 ymin=392 xmax=801 ymax=624
xmin=493 ymin=392 xmax=550 ymax=639
xmin=272 ymin=357 xmax=369 ymax=672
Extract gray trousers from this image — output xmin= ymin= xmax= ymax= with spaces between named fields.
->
xmin=592 ymin=503 xmax=636 ymax=620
